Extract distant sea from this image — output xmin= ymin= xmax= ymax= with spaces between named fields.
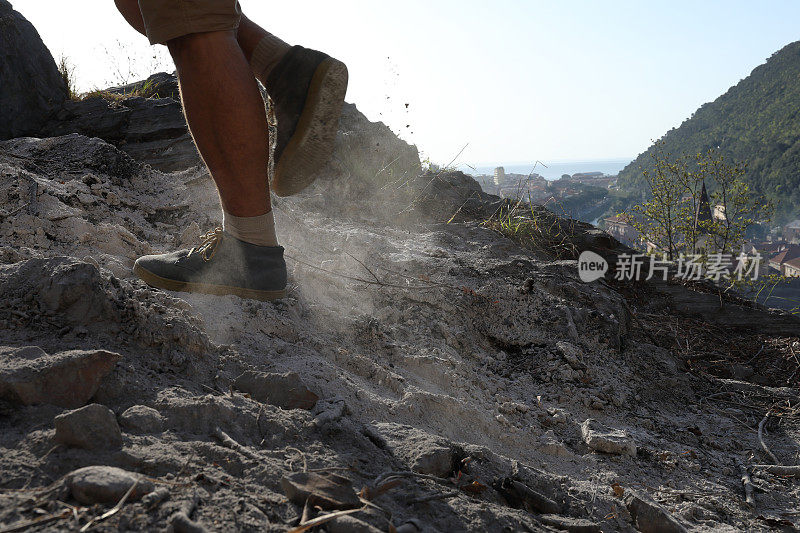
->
xmin=460 ymin=158 xmax=632 ymax=181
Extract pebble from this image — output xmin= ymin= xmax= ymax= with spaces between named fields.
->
xmin=67 ymin=465 xmax=154 ymax=504
xmin=281 ymin=472 xmax=361 ymax=510
xmin=55 ymin=403 xmax=123 ymax=450
xmin=119 ymin=405 xmax=164 ymax=434
xmin=581 ymin=418 xmax=636 ymax=456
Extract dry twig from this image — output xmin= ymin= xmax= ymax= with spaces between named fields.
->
xmin=288 ymin=506 xmax=366 ymax=533
xmin=212 ymin=426 xmax=261 ymax=461
xmin=738 ymin=462 xmax=755 ymax=508
xmin=79 ymin=480 xmax=138 ymax=532
xmin=758 ymin=412 xmax=780 ymax=465
xmin=752 ymin=464 xmax=800 ymax=477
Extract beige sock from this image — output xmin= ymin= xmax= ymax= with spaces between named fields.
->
xmin=223 ymin=210 xmax=279 ymax=247
xmin=250 ymin=33 xmax=291 ymax=83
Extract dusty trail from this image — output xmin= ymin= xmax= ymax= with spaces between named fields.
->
xmin=1 ymin=127 xmax=799 ymax=532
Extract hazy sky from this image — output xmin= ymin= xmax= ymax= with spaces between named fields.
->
xmin=15 ymin=1 xmax=800 ymax=167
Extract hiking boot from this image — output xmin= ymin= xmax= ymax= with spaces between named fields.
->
xmin=133 ymin=228 xmax=287 ymax=301
xmin=265 ymin=45 xmax=348 ymax=197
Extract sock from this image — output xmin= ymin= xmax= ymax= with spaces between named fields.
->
xmin=250 ymin=33 xmax=291 ymax=83
xmin=223 ymin=209 xmax=279 ymax=247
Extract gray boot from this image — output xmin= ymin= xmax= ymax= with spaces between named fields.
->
xmin=133 ymin=228 xmax=287 ymax=301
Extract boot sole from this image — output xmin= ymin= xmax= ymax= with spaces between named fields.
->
xmin=133 ymin=264 xmax=287 ymax=302
xmin=272 ymin=57 xmax=348 ymax=197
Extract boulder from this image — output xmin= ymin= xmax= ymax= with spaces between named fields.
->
xmin=0 ymin=345 xmax=120 ymax=408
xmin=0 ymin=134 xmax=141 ymax=184
xmin=0 ymin=0 xmax=67 ymax=140
xmin=36 ymin=96 xmax=200 ymax=172
xmin=280 ymin=471 xmax=361 ymax=510
xmin=581 ymin=419 xmax=636 ymax=456
xmin=66 ymin=466 xmax=154 ymax=504
xmin=234 ymin=371 xmax=318 ymax=410
xmin=54 ymin=403 xmax=123 ymax=450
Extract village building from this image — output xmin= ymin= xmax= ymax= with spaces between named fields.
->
xmin=603 ymin=214 xmax=640 ymax=247
xmin=784 ymin=257 xmax=800 ymax=277
xmin=784 ymin=219 xmax=800 ymax=243
xmin=768 ymin=244 xmax=800 ymax=275
xmin=493 ymin=166 xmax=506 ymax=187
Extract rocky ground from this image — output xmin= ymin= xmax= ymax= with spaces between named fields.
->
xmin=1 ymin=119 xmax=800 ymax=532
xmin=2 ymin=1 xmax=800 ymax=530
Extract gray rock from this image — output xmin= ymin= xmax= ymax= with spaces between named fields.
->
xmin=54 ymin=403 xmax=122 ymax=450
xmin=581 ymin=418 xmax=636 ymax=456
xmin=119 ymin=405 xmax=164 ymax=434
xmin=369 ymin=423 xmax=454 ymax=477
xmin=538 ymin=515 xmax=601 ymax=533
xmin=624 ymin=490 xmax=687 ymax=533
xmin=66 ymin=465 xmax=154 ymax=504
xmin=0 ymin=0 xmax=67 ymax=140
xmin=107 ymin=71 xmax=180 ymax=101
xmin=495 ymin=477 xmax=561 ymax=514
xmin=0 ymin=345 xmax=120 ymax=408
xmin=36 ymin=89 xmax=200 ymax=172
xmin=234 ymin=371 xmax=318 ymax=410
xmin=327 ymin=516 xmax=382 ymax=533
xmin=280 ymin=471 xmax=361 ymax=510
xmin=0 ymin=134 xmax=141 ymax=184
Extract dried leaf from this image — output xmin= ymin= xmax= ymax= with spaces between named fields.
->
xmin=461 ymin=481 xmax=488 ymax=495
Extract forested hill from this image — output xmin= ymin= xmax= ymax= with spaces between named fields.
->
xmin=615 ymin=40 xmax=800 ymax=222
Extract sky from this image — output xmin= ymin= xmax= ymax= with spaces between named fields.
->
xmin=15 ymin=1 xmax=800 ymax=169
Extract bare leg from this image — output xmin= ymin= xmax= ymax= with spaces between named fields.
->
xmin=167 ymin=30 xmax=271 ymax=219
xmin=236 ymin=14 xmax=271 ymax=62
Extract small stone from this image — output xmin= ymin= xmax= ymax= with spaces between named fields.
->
xmin=624 ymin=490 xmax=687 ymax=533
xmin=368 ymin=423 xmax=454 ymax=477
xmin=179 ymin=222 xmax=201 ymax=246
xmin=54 ymin=403 xmax=122 ymax=450
xmin=581 ymin=419 xmax=636 ymax=456
xmin=537 ymin=430 xmax=572 ymax=457
xmin=66 ymin=466 xmax=154 ymax=504
xmin=538 ymin=514 xmax=602 ymax=533
xmin=0 ymin=346 xmax=120 ymax=408
xmin=327 ymin=516 xmax=382 ymax=533
xmin=119 ymin=405 xmax=164 ymax=434
xmin=499 ymin=401 xmax=529 ymax=414
xmin=280 ymin=472 xmax=361 ymax=510
xmin=234 ymin=371 xmax=318 ymax=410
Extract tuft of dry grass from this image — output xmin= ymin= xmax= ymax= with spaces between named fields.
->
xmin=484 ymin=197 xmax=579 ymax=259
xmin=57 ymin=55 xmax=78 ymax=100
xmin=79 ymin=78 xmax=160 ymax=103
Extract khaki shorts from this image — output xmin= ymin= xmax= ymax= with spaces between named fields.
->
xmin=138 ymin=0 xmax=241 ymax=45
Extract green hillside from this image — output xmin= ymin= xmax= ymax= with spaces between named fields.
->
xmin=616 ymin=40 xmax=800 ymax=223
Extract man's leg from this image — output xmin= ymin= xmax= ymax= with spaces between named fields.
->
xmin=167 ymin=30 xmax=276 ymax=242
xmin=114 ymin=0 xmax=347 ymax=198
xmin=126 ymin=0 xmax=286 ymax=300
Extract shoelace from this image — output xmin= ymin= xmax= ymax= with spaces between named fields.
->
xmin=189 ymin=227 xmax=223 ymax=262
